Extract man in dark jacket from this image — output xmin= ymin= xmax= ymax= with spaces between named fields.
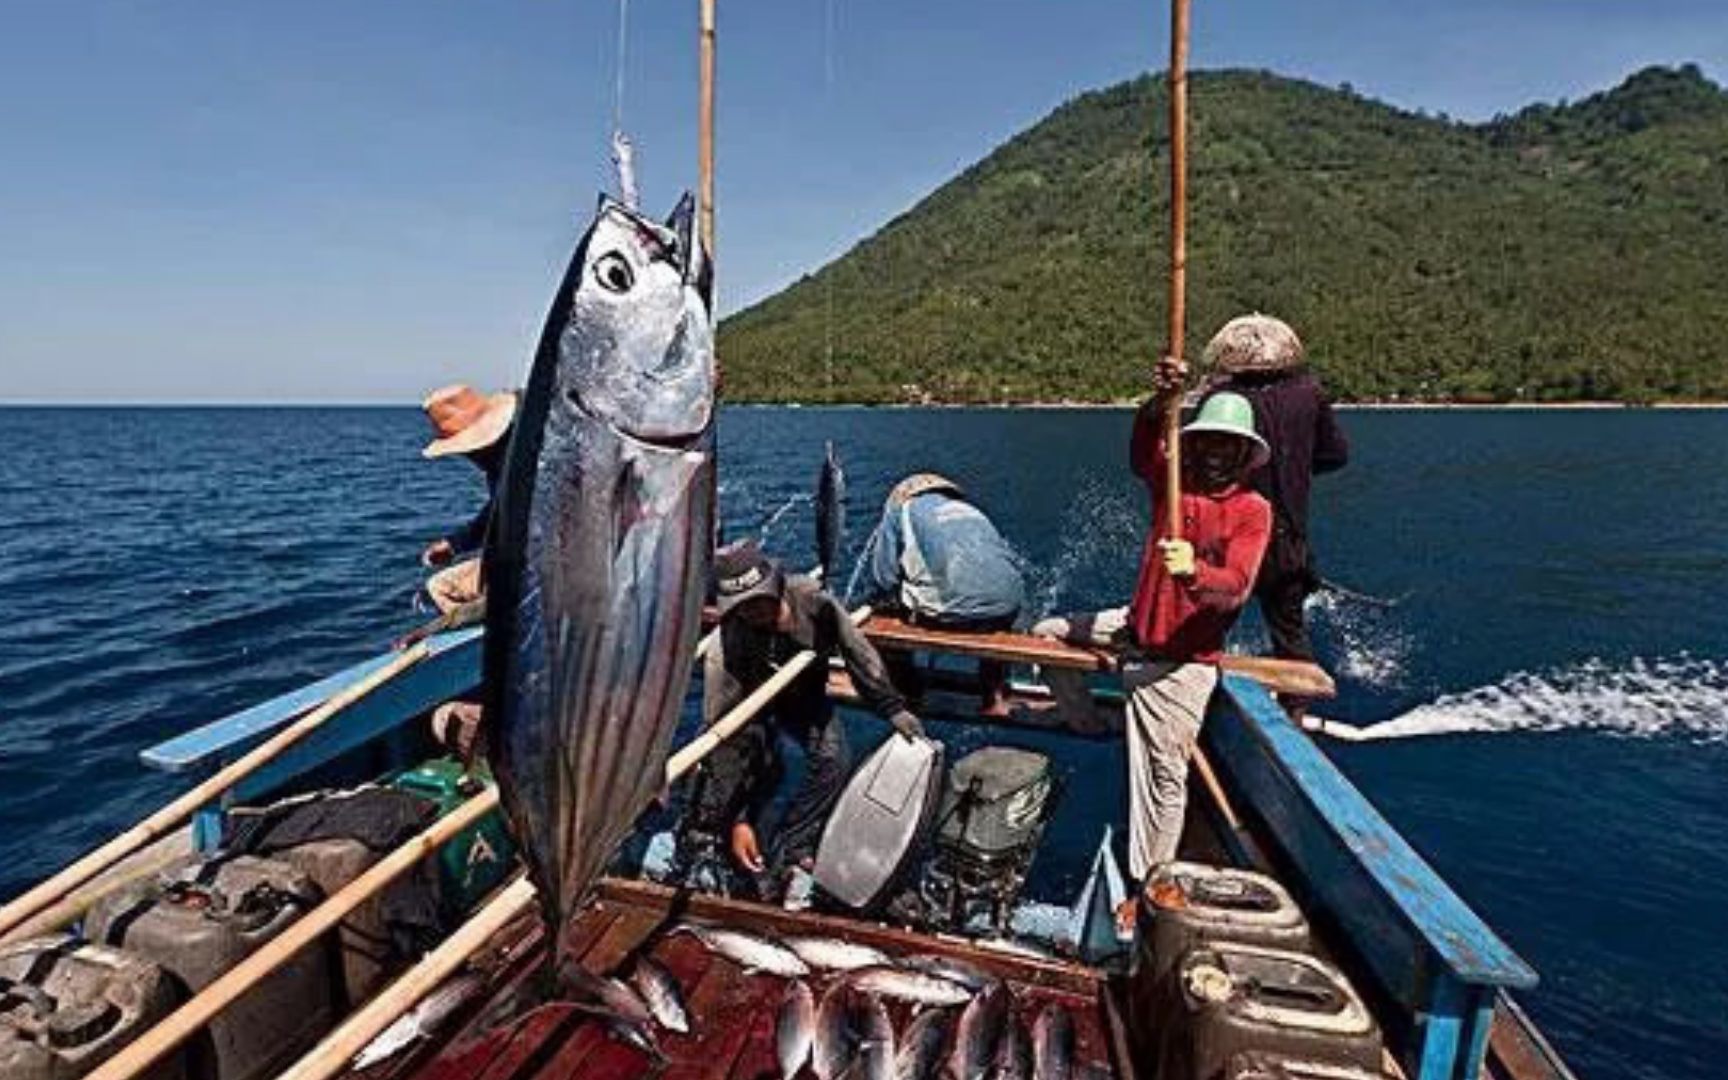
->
xmin=687 ymin=541 xmax=923 ymax=894
xmin=1201 ymin=315 xmax=1348 ymax=666
xmin=860 ymin=472 xmax=1025 ymax=716
xmin=419 ymin=384 xmax=516 ymax=614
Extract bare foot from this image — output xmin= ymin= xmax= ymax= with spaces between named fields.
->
xmin=1114 ymin=895 xmax=1138 ymax=938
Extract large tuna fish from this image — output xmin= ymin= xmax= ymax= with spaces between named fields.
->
xmin=484 ymin=194 xmax=715 ymax=962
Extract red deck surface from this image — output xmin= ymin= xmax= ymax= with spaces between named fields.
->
xmin=396 ymin=880 xmax=1125 ymax=1080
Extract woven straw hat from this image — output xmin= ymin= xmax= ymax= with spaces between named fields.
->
xmin=422 ymin=384 xmax=517 ymax=459
xmin=886 ymin=472 xmax=963 ymax=510
xmin=1202 ymin=314 xmax=1305 ymax=374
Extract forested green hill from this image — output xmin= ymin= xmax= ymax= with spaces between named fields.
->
xmin=718 ymin=65 xmax=1728 ymax=403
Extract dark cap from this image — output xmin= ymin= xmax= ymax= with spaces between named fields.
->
xmin=714 ymin=539 xmax=784 ymax=617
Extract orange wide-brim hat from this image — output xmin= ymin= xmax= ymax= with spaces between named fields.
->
xmin=422 ymin=384 xmax=517 ymax=459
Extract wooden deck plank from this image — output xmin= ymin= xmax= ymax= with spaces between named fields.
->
xmin=722 ymin=995 xmax=780 ymax=1080
xmin=471 ymin=1004 xmax=585 ymax=1080
xmin=580 ymin=903 xmax=668 ymax=975
xmin=657 ymin=939 xmax=747 ymax=1080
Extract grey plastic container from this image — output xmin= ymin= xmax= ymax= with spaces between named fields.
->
xmin=87 ymin=855 xmax=336 ymax=1080
xmin=271 ymin=838 xmax=391 ymax=1006
xmin=1226 ymin=1051 xmax=1392 ymax=1080
xmin=0 ymin=938 xmax=186 ymax=1080
xmin=1161 ymin=943 xmax=1382 ymax=1080
xmin=1141 ymin=861 xmax=1310 ymax=985
xmin=814 ymin=734 xmax=942 ymax=909
xmin=934 ymin=746 xmax=1053 ymax=856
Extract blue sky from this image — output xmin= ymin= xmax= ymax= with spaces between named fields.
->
xmin=1 ymin=0 xmax=1723 ymax=402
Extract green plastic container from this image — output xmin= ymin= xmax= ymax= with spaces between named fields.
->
xmin=391 ymin=757 xmax=516 ymax=920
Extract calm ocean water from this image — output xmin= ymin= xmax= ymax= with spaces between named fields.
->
xmin=2 ymin=405 xmax=1725 ymax=1078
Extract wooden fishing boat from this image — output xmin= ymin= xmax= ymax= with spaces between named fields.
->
xmin=0 ymin=1 xmax=1585 ymax=1077
xmin=0 ymin=618 xmax=1573 ymax=1080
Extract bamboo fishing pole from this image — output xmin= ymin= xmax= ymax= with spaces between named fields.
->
xmin=275 ymin=875 xmax=538 ymax=1080
xmin=698 ymin=0 xmax=717 ymax=267
xmin=0 ymin=640 xmax=433 ymax=941
xmin=1161 ymin=0 xmax=1192 ymax=538
xmin=667 ymin=605 xmax=873 ymax=782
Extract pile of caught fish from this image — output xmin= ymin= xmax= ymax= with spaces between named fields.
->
xmin=581 ymin=922 xmax=1099 ymax=1080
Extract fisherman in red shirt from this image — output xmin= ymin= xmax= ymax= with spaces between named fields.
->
xmin=1035 ymin=359 xmax=1271 ymax=890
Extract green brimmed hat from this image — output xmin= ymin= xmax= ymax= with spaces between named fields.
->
xmin=1183 ymin=392 xmax=1270 ymax=470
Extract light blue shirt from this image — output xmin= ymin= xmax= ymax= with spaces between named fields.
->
xmin=863 ymin=492 xmax=1025 ymax=623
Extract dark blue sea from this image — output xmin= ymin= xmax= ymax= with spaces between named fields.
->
xmin=2 ymin=405 xmax=1725 ymax=1079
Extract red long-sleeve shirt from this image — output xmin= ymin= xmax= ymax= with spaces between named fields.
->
xmin=1127 ymin=403 xmax=1272 ymax=662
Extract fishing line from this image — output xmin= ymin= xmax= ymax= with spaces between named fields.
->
xmin=610 ymin=0 xmax=640 ymax=208
xmin=612 ymin=0 xmax=631 ymax=134
xmin=822 ymin=0 xmax=838 ymax=394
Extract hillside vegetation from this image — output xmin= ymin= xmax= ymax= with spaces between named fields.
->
xmin=718 ymin=65 xmax=1728 ymax=403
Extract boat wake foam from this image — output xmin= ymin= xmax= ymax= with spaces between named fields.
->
xmin=1339 ymin=656 xmax=1728 ymax=743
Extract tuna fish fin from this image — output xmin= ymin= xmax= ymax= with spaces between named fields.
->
xmin=667 ymin=193 xmax=695 ymax=265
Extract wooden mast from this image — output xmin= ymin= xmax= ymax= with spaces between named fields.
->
xmin=1162 ymin=0 xmax=1191 ymax=536
xmin=698 ymin=0 xmax=717 ymax=270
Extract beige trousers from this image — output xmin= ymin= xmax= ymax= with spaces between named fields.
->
xmin=1031 ymin=607 xmax=1218 ymax=880
xmin=1122 ymin=660 xmax=1218 ymax=880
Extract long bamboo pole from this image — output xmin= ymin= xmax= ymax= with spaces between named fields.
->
xmin=0 ymin=640 xmax=432 ymax=941
xmin=1161 ymin=0 xmax=1192 ymax=538
xmin=275 ymin=876 xmax=538 ymax=1080
xmin=698 ymin=0 xmax=717 ymax=266
xmin=0 ymin=835 xmax=191 ymax=947
xmin=83 ymin=788 xmax=498 ymax=1080
xmin=667 ymin=604 xmax=871 ymax=782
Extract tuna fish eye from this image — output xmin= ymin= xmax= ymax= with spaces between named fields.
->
xmin=594 ymin=252 xmax=635 ymax=294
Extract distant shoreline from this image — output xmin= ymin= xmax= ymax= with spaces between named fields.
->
xmin=4 ymin=399 xmax=1727 ymax=411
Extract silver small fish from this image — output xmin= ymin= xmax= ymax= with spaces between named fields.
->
xmin=894 ymin=1008 xmax=951 ymax=1080
xmin=1031 ymin=1003 xmax=1074 ymax=1080
xmin=995 ymin=1016 xmax=1033 ymax=1080
xmin=350 ymin=972 xmax=485 ymax=1069
xmin=900 ymin=953 xmax=997 ymax=993
xmin=674 ymin=923 xmax=810 ymax=977
xmin=816 ymin=984 xmax=892 ymax=1080
xmin=631 ymin=956 xmax=691 ymax=1034
xmin=785 ymin=936 xmax=890 ymax=972
xmin=949 ymin=985 xmax=1010 ymax=1080
xmin=778 ymin=980 xmax=817 ymax=1078
xmin=846 ymin=966 xmax=972 ymax=1008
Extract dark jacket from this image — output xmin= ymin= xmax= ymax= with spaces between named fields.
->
xmin=1210 ymin=370 xmax=1348 ymax=540
xmin=862 ymin=491 xmax=1025 ymax=624
xmin=442 ymin=447 xmax=507 ymax=556
xmin=695 ymin=577 xmax=906 ymax=829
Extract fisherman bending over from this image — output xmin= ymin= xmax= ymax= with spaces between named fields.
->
xmin=686 ymin=540 xmax=924 ymax=899
xmin=1036 ymin=369 xmax=1269 ymax=906
xmin=859 ymin=473 xmax=1026 ymax=717
xmin=418 ymin=384 xmax=516 ymax=614
xmin=1201 ymin=315 xmax=1348 ymax=710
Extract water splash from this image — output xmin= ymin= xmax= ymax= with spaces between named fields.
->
xmin=1026 ymin=480 xmax=1142 ymax=619
xmin=753 ymin=492 xmax=811 ymax=548
xmin=1307 ymin=588 xmax=1411 ymax=691
xmin=1339 ymin=656 xmax=1728 ymax=743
